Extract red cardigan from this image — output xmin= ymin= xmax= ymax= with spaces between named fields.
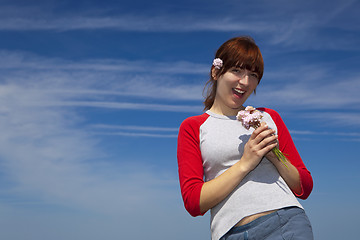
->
xmin=177 ymin=108 xmax=313 ymax=217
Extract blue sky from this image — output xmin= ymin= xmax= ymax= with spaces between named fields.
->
xmin=0 ymin=0 xmax=359 ymax=239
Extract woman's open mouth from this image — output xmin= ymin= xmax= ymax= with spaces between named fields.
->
xmin=233 ymin=88 xmax=245 ymax=98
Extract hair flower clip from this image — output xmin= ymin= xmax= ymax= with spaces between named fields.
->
xmin=213 ymin=58 xmax=223 ymax=69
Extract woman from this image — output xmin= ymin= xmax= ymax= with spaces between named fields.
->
xmin=177 ymin=36 xmax=313 ymax=240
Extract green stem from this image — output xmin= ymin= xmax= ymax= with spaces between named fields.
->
xmin=272 ymin=147 xmax=288 ymax=168
xmin=252 ymin=124 xmax=288 ymax=168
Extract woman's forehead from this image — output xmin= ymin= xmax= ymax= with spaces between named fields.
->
xmin=233 ymin=62 xmax=257 ymax=71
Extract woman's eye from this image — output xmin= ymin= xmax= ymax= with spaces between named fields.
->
xmin=250 ymin=73 xmax=259 ymax=79
xmin=232 ymin=68 xmax=243 ymax=73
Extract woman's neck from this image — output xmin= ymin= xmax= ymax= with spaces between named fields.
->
xmin=209 ymin=102 xmax=245 ymax=116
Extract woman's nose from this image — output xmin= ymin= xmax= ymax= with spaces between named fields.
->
xmin=238 ymin=75 xmax=249 ymax=85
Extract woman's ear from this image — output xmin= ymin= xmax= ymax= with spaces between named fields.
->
xmin=211 ymin=68 xmax=218 ymax=80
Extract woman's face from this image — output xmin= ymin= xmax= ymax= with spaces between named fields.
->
xmin=211 ymin=66 xmax=259 ymax=115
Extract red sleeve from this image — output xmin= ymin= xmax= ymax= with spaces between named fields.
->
xmin=258 ymin=108 xmax=313 ymax=199
xmin=177 ymin=114 xmax=209 ymax=217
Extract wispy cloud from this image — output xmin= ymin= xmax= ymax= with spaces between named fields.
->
xmin=2 ymin=50 xmax=360 ymax=121
xmin=298 ymin=112 xmax=360 ymax=128
xmin=91 ymin=124 xmax=178 ymax=132
xmin=94 ymin=131 xmax=178 ymax=138
xmin=0 ymin=51 xmax=209 ymax=74
xmin=1 ymin=0 xmax=357 ymax=33
xmin=0 ymin=50 xmax=191 ymax=213
xmin=0 ymin=50 xmax=197 ymax=222
xmin=291 ymin=130 xmax=360 ymax=137
xmin=3 ymin=53 xmax=356 ymax=137
xmin=0 ymin=75 xmax=181 ymax=217
xmin=0 ymin=13 xmax=276 ymax=33
xmin=38 ymin=101 xmax=201 ymax=112
xmin=1 ymin=0 xmax=358 ymax=51
xmin=90 ymin=124 xmax=179 ymax=138
xmin=268 ymin=0 xmax=359 ymax=45
xmin=0 ymin=51 xmax=205 ymax=101
xmin=255 ymin=64 xmax=360 ymax=111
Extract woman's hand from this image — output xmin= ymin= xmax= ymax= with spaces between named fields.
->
xmin=240 ymin=122 xmax=278 ymax=172
xmin=200 ymin=122 xmax=302 ymax=214
xmin=200 ymin=123 xmax=283 ymax=214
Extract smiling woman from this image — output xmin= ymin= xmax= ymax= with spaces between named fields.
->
xmin=177 ymin=36 xmax=314 ymax=240
xmin=203 ymin=37 xmax=264 ymax=113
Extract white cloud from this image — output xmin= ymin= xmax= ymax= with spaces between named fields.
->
xmin=1 ymin=1 xmax=358 ymax=51
xmin=291 ymin=130 xmax=360 ymax=137
xmin=2 ymin=50 xmax=360 ymax=124
xmin=2 ymin=55 xmax=357 ymax=225
xmin=91 ymin=124 xmax=179 ymax=132
xmin=39 ymin=100 xmax=202 ymax=112
xmin=0 ymin=50 xmax=209 ymax=74
xmin=95 ymin=131 xmax=178 ymax=138
xmin=0 ymin=51 xmax=205 ymax=102
xmin=299 ymin=112 xmax=360 ymax=128
xmin=0 ymin=51 xmax=203 ymax=228
xmin=0 ymin=13 xmax=275 ymax=33
xmin=0 ymin=51 xmax=199 ymax=239
xmin=0 ymin=80 xmax=182 ymax=216
xmin=255 ymin=64 xmax=360 ymax=111
xmin=89 ymin=124 xmax=179 ymax=138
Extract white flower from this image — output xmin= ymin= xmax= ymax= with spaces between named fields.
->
xmin=213 ymin=58 xmax=223 ymax=69
xmin=245 ymin=106 xmax=256 ymax=111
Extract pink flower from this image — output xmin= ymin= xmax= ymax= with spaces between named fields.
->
xmin=213 ymin=58 xmax=223 ymax=69
xmin=237 ymin=106 xmax=288 ymax=168
xmin=236 ymin=107 xmax=263 ymax=130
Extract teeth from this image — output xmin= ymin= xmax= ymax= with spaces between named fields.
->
xmin=234 ymin=89 xmax=245 ymax=94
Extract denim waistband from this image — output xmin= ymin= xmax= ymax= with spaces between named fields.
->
xmin=227 ymin=207 xmax=301 ymax=235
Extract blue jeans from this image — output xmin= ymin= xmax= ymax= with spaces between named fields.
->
xmin=220 ymin=207 xmax=313 ymax=240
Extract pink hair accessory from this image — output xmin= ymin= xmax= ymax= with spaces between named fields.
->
xmin=213 ymin=58 xmax=223 ymax=69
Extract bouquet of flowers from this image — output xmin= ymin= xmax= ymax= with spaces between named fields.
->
xmin=237 ymin=106 xmax=288 ymax=168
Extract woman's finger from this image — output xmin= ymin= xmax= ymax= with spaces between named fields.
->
xmin=258 ymin=142 xmax=278 ymax=156
xmin=252 ymin=128 xmax=276 ymax=144
xmin=257 ymin=134 xmax=278 ymax=149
